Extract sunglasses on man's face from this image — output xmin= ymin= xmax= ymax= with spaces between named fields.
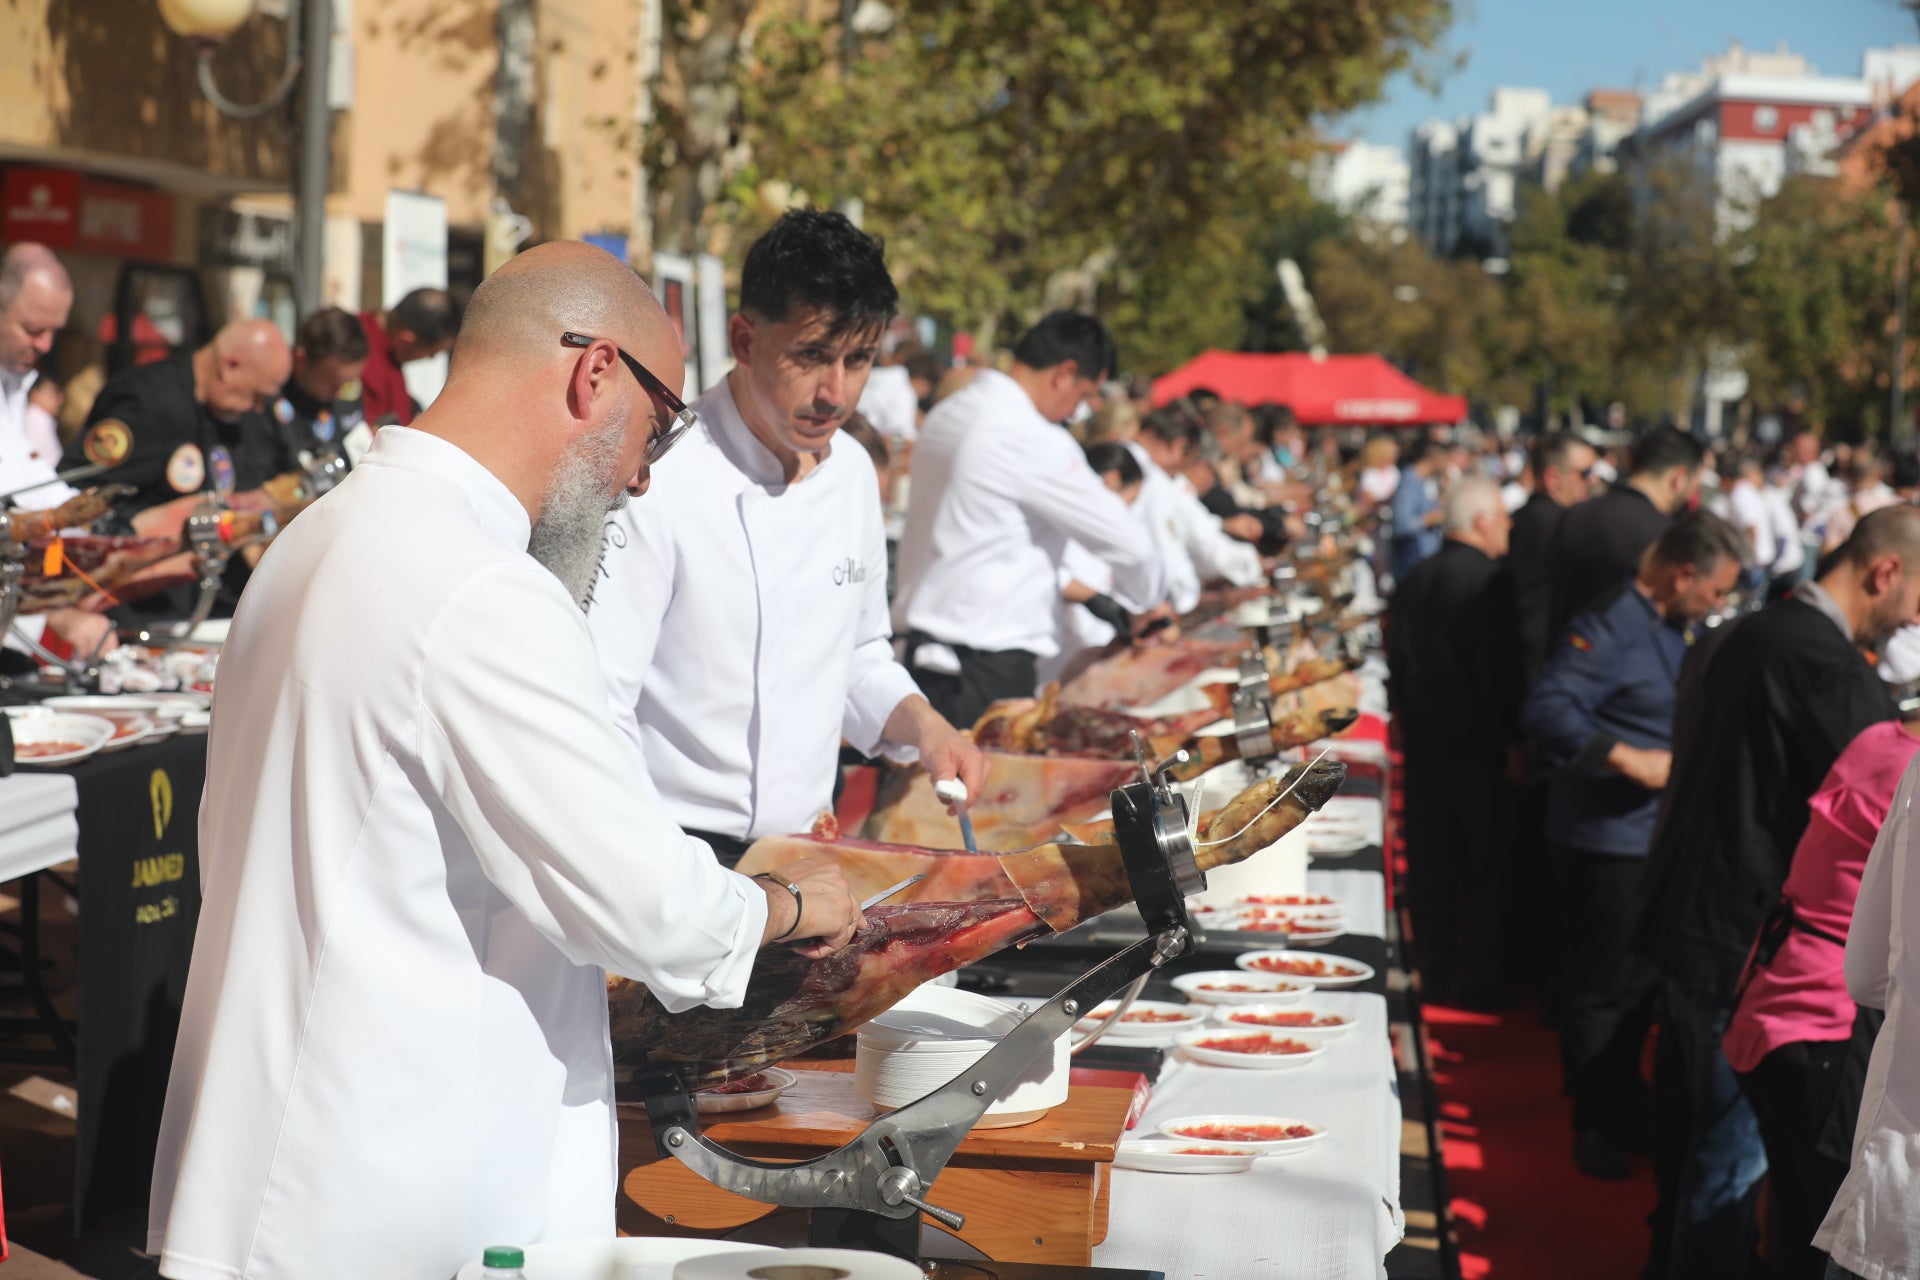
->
xmin=561 ymin=331 xmax=697 ymax=465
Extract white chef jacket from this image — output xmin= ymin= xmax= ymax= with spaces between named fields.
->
xmin=588 ymin=378 xmax=921 ymax=841
xmin=1764 ymin=484 xmax=1806 ymax=578
xmin=1816 ymin=751 xmax=1920 ymax=1277
xmin=856 ymin=363 xmax=919 ymax=446
xmin=1174 ymin=476 xmax=1266 ymax=589
xmin=1122 ymin=442 xmax=1202 ymax=615
xmin=149 ymin=426 xmax=767 ymax=1280
xmin=1726 ymin=478 xmax=1776 ymax=571
xmin=892 ymin=369 xmax=1161 ymax=660
xmin=2 ymin=367 xmax=77 ymax=655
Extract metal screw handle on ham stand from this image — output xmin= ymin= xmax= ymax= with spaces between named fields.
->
xmin=165 ymin=499 xmax=280 ymax=652
xmin=0 ymin=512 xmax=26 ymax=655
xmin=633 ymin=731 xmax=1206 ymax=1265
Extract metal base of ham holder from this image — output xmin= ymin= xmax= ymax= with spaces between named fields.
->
xmin=632 ymin=734 xmax=1207 ymax=1267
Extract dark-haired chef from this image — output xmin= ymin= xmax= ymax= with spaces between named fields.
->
xmin=893 ymin=312 xmax=1165 ymax=729
xmin=274 ymin=306 xmax=371 ymax=468
xmin=589 ymin=210 xmax=984 ymax=865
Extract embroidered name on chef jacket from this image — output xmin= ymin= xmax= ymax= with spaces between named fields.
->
xmin=832 ymin=557 xmax=867 ymax=586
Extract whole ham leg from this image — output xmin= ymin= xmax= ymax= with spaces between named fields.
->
xmin=1058 ymin=637 xmax=1245 ymax=710
xmin=611 ymin=760 xmax=1347 ymax=1086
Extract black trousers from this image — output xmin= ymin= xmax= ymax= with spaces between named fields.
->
xmin=1400 ymin=750 xmax=1512 ymax=1006
xmin=904 ymin=633 xmax=1037 ymax=732
xmin=1737 ymin=1008 xmax=1883 ymax=1280
xmin=1552 ymin=844 xmax=1657 ymax=1136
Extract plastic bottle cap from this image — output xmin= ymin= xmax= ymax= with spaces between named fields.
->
xmin=482 ymin=1246 xmax=525 ymax=1268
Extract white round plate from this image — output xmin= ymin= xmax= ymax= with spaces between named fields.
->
xmin=1210 ymin=1003 xmax=1356 ymax=1039
xmin=1308 ymin=832 xmax=1372 ymax=856
xmin=1170 ymin=970 xmax=1307 ymax=1006
xmin=1239 ymin=894 xmax=1342 ymax=910
xmin=1157 ymin=1114 xmax=1328 ymax=1154
xmin=138 ymin=690 xmax=212 ymax=711
xmin=96 ymin=715 xmax=156 ymax=753
xmin=1114 ymin=1139 xmax=1256 ymax=1174
xmin=454 ymin=1237 xmax=774 ymax=1280
xmin=176 ymin=709 xmax=212 ymax=735
xmin=1074 ymin=999 xmax=1205 ymax=1038
xmin=1177 ymin=1027 xmax=1327 ymax=1070
xmin=695 ymin=1066 xmax=796 ymax=1113
xmin=1235 ymin=950 xmax=1376 ymax=988
xmin=10 ymin=712 xmax=115 ymax=766
xmin=1 ymin=705 xmax=53 ymax=719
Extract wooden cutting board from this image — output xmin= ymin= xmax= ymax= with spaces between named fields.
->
xmin=617 ymin=1064 xmax=1132 ymax=1266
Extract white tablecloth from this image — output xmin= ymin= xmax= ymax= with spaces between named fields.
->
xmin=1092 ymin=991 xmax=1403 ymax=1278
xmin=1306 ymin=867 xmax=1387 ymax=942
xmin=0 ymin=772 xmax=79 ymax=881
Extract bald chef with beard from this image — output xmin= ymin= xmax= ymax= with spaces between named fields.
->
xmin=589 ymin=210 xmax=984 ymax=865
xmin=147 ymin=242 xmax=862 ymax=1280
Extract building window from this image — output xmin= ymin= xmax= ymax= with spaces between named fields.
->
xmin=1753 ymin=105 xmax=1779 ymax=132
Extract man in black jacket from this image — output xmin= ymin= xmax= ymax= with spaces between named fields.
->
xmin=1388 ymin=474 xmax=1524 ymax=1005
xmin=1511 ymin=430 xmax=1598 ymax=688
xmin=1549 ymin=427 xmax=1702 ymax=640
xmin=1634 ymin=504 xmax=1920 ymax=1279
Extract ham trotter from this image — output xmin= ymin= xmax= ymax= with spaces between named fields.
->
xmin=16 ymin=535 xmax=179 ymax=612
xmin=864 ymin=752 xmax=1139 ymax=851
xmin=1058 ymin=637 xmax=1245 ymax=711
xmin=1163 ymin=706 xmax=1359 ymax=782
xmin=615 ymin=760 xmax=1348 ymax=1086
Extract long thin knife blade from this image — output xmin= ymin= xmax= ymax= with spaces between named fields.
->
xmin=860 ymin=873 xmax=927 ymax=911
xmin=957 ymin=810 xmax=979 ymax=854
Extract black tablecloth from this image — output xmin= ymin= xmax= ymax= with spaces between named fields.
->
xmin=24 ymin=734 xmax=207 ymax=1230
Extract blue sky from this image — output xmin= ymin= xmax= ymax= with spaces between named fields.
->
xmin=1345 ymin=0 xmax=1920 ymax=149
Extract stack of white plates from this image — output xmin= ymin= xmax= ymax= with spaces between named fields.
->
xmin=855 ymin=985 xmax=1068 ymax=1128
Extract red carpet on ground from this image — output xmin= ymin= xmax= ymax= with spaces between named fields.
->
xmin=1425 ymin=1004 xmax=1657 ymax=1279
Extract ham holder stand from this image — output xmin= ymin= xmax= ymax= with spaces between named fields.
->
xmin=631 ymin=737 xmax=1206 ymax=1272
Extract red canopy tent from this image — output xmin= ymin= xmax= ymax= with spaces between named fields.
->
xmin=1150 ymin=350 xmax=1467 ymax=426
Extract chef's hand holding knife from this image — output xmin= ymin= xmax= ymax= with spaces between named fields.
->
xmin=882 ymin=694 xmax=988 ymax=818
xmin=752 ymin=859 xmax=864 ymax=957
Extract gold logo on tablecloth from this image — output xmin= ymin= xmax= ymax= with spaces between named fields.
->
xmin=151 ymin=769 xmax=173 ymax=839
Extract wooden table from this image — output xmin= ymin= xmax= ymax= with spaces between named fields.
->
xmin=618 ymin=1064 xmax=1132 ymax=1266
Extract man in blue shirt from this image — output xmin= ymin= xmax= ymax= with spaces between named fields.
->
xmin=1523 ymin=510 xmax=1747 ymax=1180
xmin=1388 ymin=436 xmax=1446 ymax=582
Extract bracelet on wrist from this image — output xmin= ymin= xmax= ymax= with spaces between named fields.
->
xmin=755 ymin=872 xmax=804 ymax=941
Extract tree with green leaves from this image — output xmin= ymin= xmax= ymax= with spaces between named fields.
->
xmin=651 ymin=0 xmax=1453 ymax=369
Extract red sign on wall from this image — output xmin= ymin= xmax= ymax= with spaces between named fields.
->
xmin=1 ymin=167 xmax=175 ymax=261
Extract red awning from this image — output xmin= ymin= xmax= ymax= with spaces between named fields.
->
xmin=1150 ymin=351 xmax=1467 ymax=426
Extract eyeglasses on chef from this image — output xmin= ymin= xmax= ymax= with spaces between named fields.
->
xmin=560 ymin=331 xmax=697 ymax=464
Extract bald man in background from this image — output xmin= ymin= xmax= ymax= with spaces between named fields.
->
xmin=0 ymin=243 xmax=117 ymax=660
xmin=148 ymin=241 xmax=862 ymax=1280
xmin=64 ymin=318 xmax=295 ymax=517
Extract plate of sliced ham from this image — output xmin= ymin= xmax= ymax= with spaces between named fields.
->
xmin=1211 ymin=1004 xmax=1356 ymax=1040
xmin=1157 ymin=1114 xmax=1327 ymax=1153
xmin=1170 ymin=970 xmax=1308 ymax=1005
xmin=1177 ymin=1028 xmax=1327 ymax=1070
xmin=10 ymin=712 xmax=115 ymax=766
xmin=1074 ymin=999 xmax=1205 ymax=1038
xmin=1236 ymin=950 xmax=1375 ymax=989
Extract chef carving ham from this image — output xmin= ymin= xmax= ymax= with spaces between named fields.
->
xmin=606 ymin=758 xmax=1348 ymax=1087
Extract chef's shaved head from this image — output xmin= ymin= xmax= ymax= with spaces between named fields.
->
xmin=453 ymin=240 xmax=678 ymax=385
xmin=1840 ymin=503 xmax=1920 ymax=571
xmin=196 ymin=318 xmax=291 ymax=422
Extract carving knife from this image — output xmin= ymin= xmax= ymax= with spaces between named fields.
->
xmin=860 ymin=873 xmax=927 ymax=911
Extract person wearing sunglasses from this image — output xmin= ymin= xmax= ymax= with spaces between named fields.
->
xmin=588 ymin=209 xmax=984 ymax=869
xmin=1509 ymin=429 xmax=1599 ymax=692
xmin=149 ymin=241 xmax=863 ymax=1280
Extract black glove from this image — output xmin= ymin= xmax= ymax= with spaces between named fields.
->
xmin=1081 ymin=592 xmax=1132 ymax=634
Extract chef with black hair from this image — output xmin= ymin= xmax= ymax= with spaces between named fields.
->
xmin=589 ymin=210 xmax=984 ymax=866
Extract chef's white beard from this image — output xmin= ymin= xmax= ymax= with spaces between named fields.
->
xmin=529 ymin=409 xmax=631 ymax=609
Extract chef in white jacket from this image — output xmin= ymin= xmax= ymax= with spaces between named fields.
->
xmin=0 ymin=243 xmax=116 ymax=663
xmin=589 ymin=210 xmax=983 ymax=862
xmin=148 ymin=242 xmax=862 ymax=1280
xmin=1131 ymin=409 xmax=1267 ymax=596
xmin=893 ymin=312 xmax=1165 ymax=729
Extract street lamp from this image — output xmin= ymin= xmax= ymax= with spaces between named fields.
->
xmin=159 ymin=0 xmax=332 ymax=315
